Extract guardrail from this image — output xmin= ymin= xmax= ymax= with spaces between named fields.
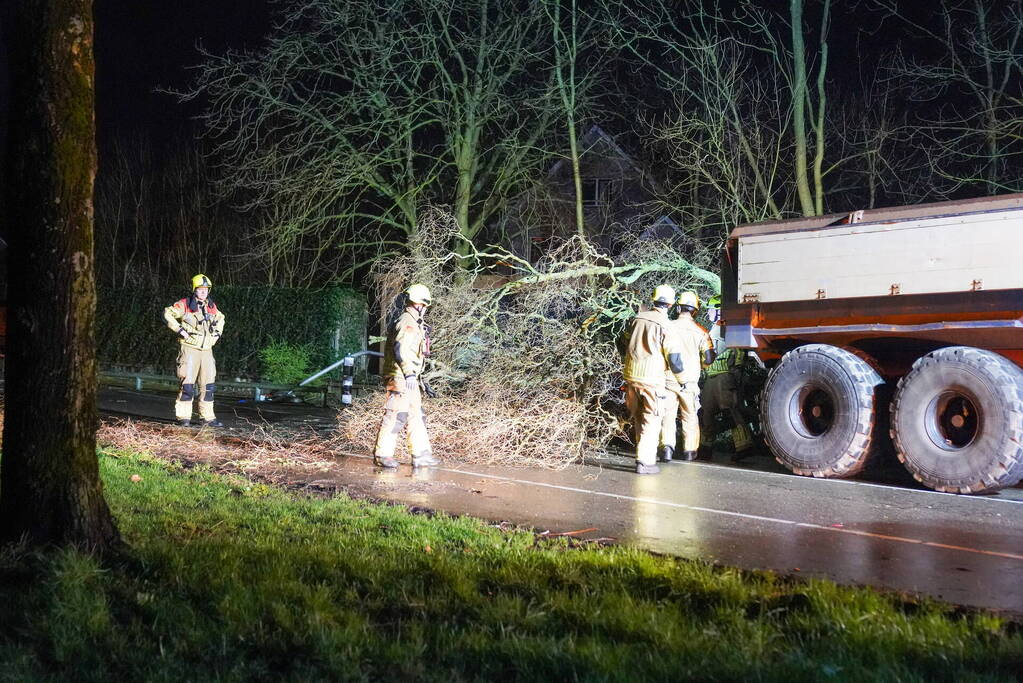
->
xmin=98 ymin=369 xmax=332 ymax=407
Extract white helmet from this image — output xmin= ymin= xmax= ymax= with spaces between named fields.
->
xmin=676 ymin=291 xmax=700 ymax=311
xmin=406 ymin=283 xmax=432 ymax=306
xmin=651 ymin=285 xmax=676 ymax=306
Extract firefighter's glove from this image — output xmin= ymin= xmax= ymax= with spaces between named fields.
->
xmin=404 ymin=374 xmax=418 ymax=392
xmin=178 ymin=328 xmax=190 ymax=340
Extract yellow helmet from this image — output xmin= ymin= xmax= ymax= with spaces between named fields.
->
xmin=708 ymin=294 xmax=722 ymax=308
xmin=406 ymin=283 xmax=432 ymax=306
xmin=651 ymin=284 xmax=676 ymax=306
xmin=191 ymin=274 xmax=212 ymax=290
xmin=677 ymin=291 xmax=700 ymax=310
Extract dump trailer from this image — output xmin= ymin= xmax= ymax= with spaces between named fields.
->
xmin=721 ymin=193 xmax=1023 ymax=494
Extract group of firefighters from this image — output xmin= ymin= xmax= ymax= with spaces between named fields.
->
xmin=618 ymin=285 xmax=761 ymax=474
xmin=163 ymin=276 xmax=758 ymax=475
xmin=360 ymin=281 xmax=758 ymax=473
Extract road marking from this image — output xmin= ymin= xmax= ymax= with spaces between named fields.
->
xmin=449 ymin=468 xmax=1023 ymax=561
xmin=676 ymin=460 xmax=1023 ymax=507
xmin=340 ymin=452 xmax=1023 ymax=562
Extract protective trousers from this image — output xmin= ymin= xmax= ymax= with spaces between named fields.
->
xmin=663 ymin=384 xmax=701 ymax=452
xmin=176 ymin=345 xmax=216 ymax=421
xmin=625 ymin=382 xmax=662 ymax=466
xmin=700 ymin=372 xmax=753 ymax=452
xmin=374 ymin=383 xmax=432 ymax=462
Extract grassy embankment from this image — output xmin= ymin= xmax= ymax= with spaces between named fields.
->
xmin=1 ymin=448 xmax=1020 ymax=682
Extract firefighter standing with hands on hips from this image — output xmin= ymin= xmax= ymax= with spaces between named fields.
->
xmin=618 ymin=285 xmax=689 ymax=475
xmin=662 ymin=291 xmax=714 ymax=462
xmin=373 ymin=283 xmax=441 ymax=469
xmin=163 ymin=274 xmax=225 ymax=427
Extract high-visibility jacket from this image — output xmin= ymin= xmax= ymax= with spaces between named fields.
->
xmin=666 ymin=314 xmax=712 ymax=387
xmin=163 ymin=296 xmax=225 ymax=351
xmin=706 ymin=322 xmax=746 ymax=377
xmin=618 ymin=308 xmax=686 ymax=387
xmin=383 ymin=307 xmax=431 ymax=383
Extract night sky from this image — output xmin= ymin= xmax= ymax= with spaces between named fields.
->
xmin=93 ymin=0 xmax=270 ymax=149
xmin=0 ymin=2 xmax=931 ymax=160
xmin=0 ymin=1 xmax=970 ymax=186
xmin=0 ymin=1 xmax=268 ymax=166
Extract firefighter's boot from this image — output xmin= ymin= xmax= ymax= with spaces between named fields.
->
xmin=413 ymin=451 xmax=441 ymax=468
xmin=657 ymin=445 xmax=675 ymax=463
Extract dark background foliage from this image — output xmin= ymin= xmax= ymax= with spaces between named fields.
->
xmin=96 ymin=284 xmax=367 ymax=379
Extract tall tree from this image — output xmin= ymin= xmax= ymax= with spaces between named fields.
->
xmin=607 ymin=0 xmax=903 ymax=229
xmin=182 ymin=0 xmax=564 ymax=281
xmin=877 ymin=0 xmax=1023 ymax=198
xmin=782 ymin=0 xmax=831 ymax=216
xmin=0 ymin=0 xmax=118 ymax=547
xmin=542 ymin=0 xmax=603 ymax=239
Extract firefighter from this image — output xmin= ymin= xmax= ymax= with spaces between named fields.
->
xmin=163 ymin=274 xmax=226 ymax=427
xmin=662 ymin=291 xmax=714 ymax=461
xmin=617 ymin=285 xmax=688 ymax=475
xmin=373 ymin=283 xmax=440 ymax=469
xmin=699 ymin=295 xmax=761 ymax=461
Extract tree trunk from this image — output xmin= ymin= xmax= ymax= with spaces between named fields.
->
xmin=549 ymin=0 xmax=586 ymax=239
xmin=0 ymin=0 xmax=119 ymax=548
xmin=789 ymin=0 xmax=816 ymax=217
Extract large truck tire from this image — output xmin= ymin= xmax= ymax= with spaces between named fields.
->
xmin=890 ymin=346 xmax=1023 ymax=494
xmin=760 ymin=344 xmax=884 ymax=478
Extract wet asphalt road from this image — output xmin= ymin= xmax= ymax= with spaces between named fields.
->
xmin=100 ymin=386 xmax=1023 ymax=614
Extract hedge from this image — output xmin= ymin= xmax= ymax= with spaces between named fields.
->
xmin=97 ymin=284 xmax=367 ymax=380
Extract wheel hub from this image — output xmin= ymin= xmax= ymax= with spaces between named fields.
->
xmin=925 ymin=390 xmax=979 ymax=450
xmin=790 ymin=386 xmax=835 ymax=437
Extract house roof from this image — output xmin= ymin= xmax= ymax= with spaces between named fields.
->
xmin=546 ymin=125 xmax=667 ymax=196
xmin=639 ymin=215 xmax=683 ymax=240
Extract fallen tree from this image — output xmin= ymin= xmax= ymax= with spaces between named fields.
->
xmin=338 ymin=210 xmax=720 ymax=467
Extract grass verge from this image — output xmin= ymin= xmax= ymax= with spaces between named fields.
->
xmin=1 ymin=448 xmax=1021 ymax=682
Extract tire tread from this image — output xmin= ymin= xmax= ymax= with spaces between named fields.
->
xmin=761 ymin=344 xmax=881 ymax=479
xmin=890 ymin=346 xmax=1023 ymax=494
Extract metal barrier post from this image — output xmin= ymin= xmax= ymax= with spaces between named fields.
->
xmin=341 ymin=355 xmax=355 ymax=405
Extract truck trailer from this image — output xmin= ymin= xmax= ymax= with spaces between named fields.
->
xmin=721 ymin=193 xmax=1023 ymax=494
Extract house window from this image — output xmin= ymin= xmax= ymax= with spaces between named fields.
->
xmin=581 ymin=178 xmax=618 ymax=206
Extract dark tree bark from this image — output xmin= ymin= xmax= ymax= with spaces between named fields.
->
xmin=0 ymin=0 xmax=118 ymax=548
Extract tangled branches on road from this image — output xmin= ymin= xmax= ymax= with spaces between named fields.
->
xmin=342 ymin=209 xmax=719 ymax=468
xmin=338 ymin=387 xmax=589 ymax=468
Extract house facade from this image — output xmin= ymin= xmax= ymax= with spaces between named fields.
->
xmin=495 ymin=125 xmax=680 ymax=263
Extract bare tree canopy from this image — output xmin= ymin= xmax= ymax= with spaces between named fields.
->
xmin=878 ymin=0 xmax=1023 ymax=198
xmin=1 ymin=0 xmax=118 ymax=548
xmin=179 ymin=0 xmax=588 ymax=283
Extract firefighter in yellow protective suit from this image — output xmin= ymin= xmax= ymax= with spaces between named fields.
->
xmin=617 ymin=285 xmax=688 ymax=475
xmin=661 ymin=291 xmax=714 ymax=462
xmin=163 ymin=274 xmax=226 ymax=427
xmin=373 ymin=283 xmax=441 ymax=469
xmin=699 ymin=295 xmax=759 ymax=461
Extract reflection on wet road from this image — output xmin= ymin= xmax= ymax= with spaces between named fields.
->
xmin=332 ymin=452 xmax=1023 ymax=614
xmin=97 ymin=387 xmax=1023 ymax=614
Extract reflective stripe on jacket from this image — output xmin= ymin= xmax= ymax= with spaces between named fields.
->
xmin=666 ymin=315 xmax=712 ymax=387
xmin=163 ymin=297 xmax=225 ymax=351
xmin=705 ymin=323 xmax=744 ymax=377
xmin=383 ymin=307 xmax=429 ymax=382
xmin=619 ymin=309 xmax=685 ymax=387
